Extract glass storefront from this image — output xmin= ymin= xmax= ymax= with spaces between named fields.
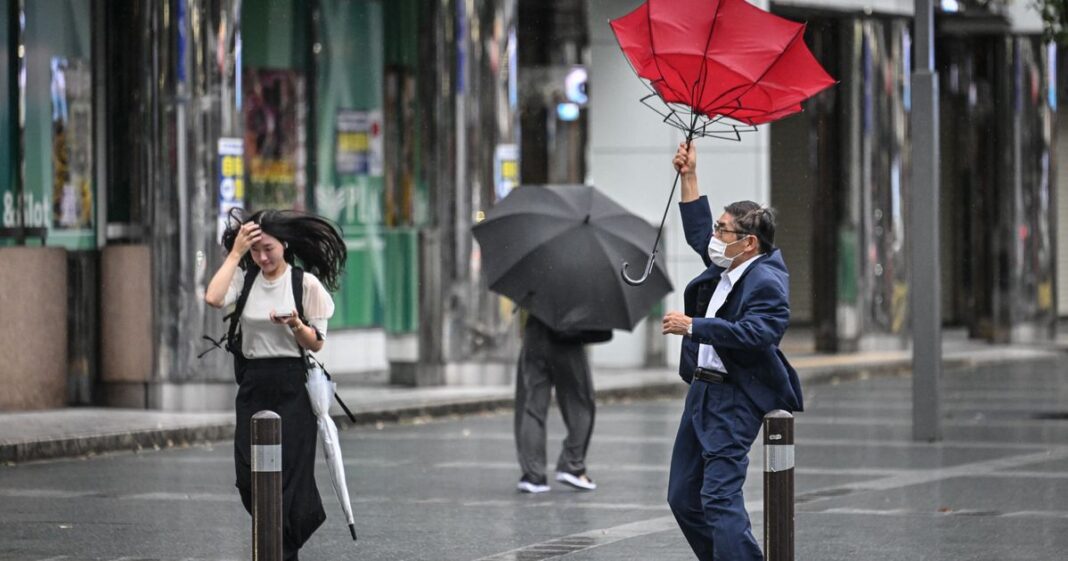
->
xmin=2 ymin=0 xmax=95 ymax=249
xmin=239 ymin=0 xmax=419 ymax=333
xmin=312 ymin=0 xmax=387 ymax=330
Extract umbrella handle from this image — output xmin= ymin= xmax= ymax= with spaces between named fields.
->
xmin=621 ymin=252 xmax=658 ymax=286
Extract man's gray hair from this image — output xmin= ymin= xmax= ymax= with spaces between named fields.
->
xmin=724 ymin=201 xmax=776 ymax=253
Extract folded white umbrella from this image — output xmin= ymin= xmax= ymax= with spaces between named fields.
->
xmin=305 ymin=362 xmax=357 ymax=541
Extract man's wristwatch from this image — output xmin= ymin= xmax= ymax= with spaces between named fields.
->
xmin=290 ymin=321 xmax=303 ymax=332
xmin=686 ymin=322 xmax=693 ymax=336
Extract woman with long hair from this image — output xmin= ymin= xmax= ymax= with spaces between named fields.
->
xmin=205 ymin=208 xmax=346 ymax=561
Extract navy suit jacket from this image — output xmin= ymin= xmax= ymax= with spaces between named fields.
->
xmin=677 ymin=197 xmax=804 ymax=413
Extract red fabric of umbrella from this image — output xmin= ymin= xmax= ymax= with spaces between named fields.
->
xmin=609 ymin=0 xmax=835 ymax=286
xmin=611 ymin=0 xmax=834 ymax=128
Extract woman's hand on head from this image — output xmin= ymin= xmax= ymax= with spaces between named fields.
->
xmin=230 ymin=222 xmax=262 ymax=257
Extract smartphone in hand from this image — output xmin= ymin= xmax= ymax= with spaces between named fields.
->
xmin=273 ymin=311 xmax=296 ymax=322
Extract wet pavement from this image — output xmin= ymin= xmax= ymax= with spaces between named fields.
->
xmin=1 ymin=359 xmax=1066 ymax=560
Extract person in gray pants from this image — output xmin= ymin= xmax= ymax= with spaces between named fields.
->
xmin=515 ymin=314 xmax=612 ymax=493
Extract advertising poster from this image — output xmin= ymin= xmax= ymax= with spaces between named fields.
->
xmin=243 ymin=68 xmax=305 ymax=210
xmin=328 ymin=108 xmax=386 ymax=328
xmin=494 ymin=143 xmax=519 ymax=201
xmin=335 ymin=109 xmax=383 ymax=178
xmin=218 ymin=138 xmax=244 ymax=239
xmin=50 ymin=57 xmax=93 ymax=230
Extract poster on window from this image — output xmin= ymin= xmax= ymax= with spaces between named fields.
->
xmin=218 ymin=137 xmax=244 ymax=239
xmin=50 ymin=57 xmax=93 ymax=230
xmin=494 ymin=143 xmax=518 ymax=201
xmin=320 ymin=109 xmax=384 ymax=228
xmin=242 ymin=68 xmax=305 ymax=210
xmin=335 ymin=109 xmax=383 ymax=177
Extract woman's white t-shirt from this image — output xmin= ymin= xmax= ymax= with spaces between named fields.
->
xmin=222 ymin=264 xmax=335 ymax=359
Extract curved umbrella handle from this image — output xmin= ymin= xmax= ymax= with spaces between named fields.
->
xmin=621 ymin=252 xmax=658 ymax=286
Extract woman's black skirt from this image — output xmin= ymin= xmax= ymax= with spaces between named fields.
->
xmin=234 ymin=356 xmax=325 ymax=559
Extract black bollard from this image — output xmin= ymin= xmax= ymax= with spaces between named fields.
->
xmin=763 ymin=410 xmax=794 ymax=561
xmin=252 ymin=411 xmax=282 ymax=561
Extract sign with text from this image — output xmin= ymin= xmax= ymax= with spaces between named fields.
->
xmin=335 ymin=109 xmax=383 ymax=177
xmin=218 ymin=137 xmax=245 ymax=239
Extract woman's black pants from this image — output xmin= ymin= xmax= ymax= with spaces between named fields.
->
xmin=234 ymin=357 xmax=325 ymax=561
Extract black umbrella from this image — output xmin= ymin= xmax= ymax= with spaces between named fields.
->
xmin=472 ymin=184 xmax=672 ymax=332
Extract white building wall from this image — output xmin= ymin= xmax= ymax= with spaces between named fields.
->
xmin=1004 ymin=1 xmax=1043 ymax=33
xmin=777 ymin=0 xmax=1045 ymax=30
xmin=774 ymin=0 xmax=913 ymax=15
xmin=586 ymin=0 xmax=770 ymax=368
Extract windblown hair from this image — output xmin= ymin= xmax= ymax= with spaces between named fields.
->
xmin=724 ymin=201 xmax=776 ymax=254
xmin=221 ymin=208 xmax=347 ymax=291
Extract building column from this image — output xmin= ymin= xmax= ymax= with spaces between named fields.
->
xmin=833 ymin=18 xmax=913 ymax=353
xmin=103 ymin=0 xmax=239 ymax=410
xmin=988 ymin=36 xmax=1057 ymax=342
xmin=398 ymin=0 xmax=518 ymax=386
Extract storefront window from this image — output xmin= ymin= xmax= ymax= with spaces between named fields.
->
xmin=21 ymin=0 xmax=94 ymax=249
xmin=1 ymin=0 xmax=94 ymax=248
xmin=241 ymin=0 xmax=309 ymax=212
xmin=314 ymin=0 xmax=387 ymax=329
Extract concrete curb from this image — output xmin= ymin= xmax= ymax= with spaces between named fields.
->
xmin=3 ymin=350 xmax=1063 ymax=465
xmin=0 ymin=424 xmax=236 ymax=465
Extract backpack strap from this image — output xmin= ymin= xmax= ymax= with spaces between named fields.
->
xmin=197 ymin=265 xmax=258 ymax=359
xmin=290 ymin=266 xmax=324 ymax=342
xmin=225 ymin=266 xmax=260 ymax=353
xmin=291 ymin=266 xmax=305 ymax=322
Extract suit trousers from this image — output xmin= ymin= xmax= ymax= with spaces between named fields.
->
xmin=668 ymin=377 xmax=765 ymax=561
xmin=514 ymin=321 xmax=595 ymax=484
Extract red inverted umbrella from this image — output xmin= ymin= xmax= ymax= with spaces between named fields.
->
xmin=610 ymin=0 xmax=835 ymax=285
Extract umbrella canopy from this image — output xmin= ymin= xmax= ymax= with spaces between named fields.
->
xmin=305 ymin=364 xmax=357 ymax=542
xmin=611 ymin=0 xmax=835 ymax=128
xmin=608 ymin=0 xmax=835 ymax=285
xmin=472 ymin=184 xmax=672 ymax=332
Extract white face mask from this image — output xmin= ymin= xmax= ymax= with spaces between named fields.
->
xmin=707 ymin=236 xmax=746 ymax=268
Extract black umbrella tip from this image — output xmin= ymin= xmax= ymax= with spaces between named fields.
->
xmin=349 ymin=524 xmax=358 ymax=541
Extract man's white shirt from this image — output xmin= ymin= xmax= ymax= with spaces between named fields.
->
xmin=696 ymin=254 xmax=763 ymax=373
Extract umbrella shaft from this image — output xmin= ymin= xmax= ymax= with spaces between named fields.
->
xmin=648 ymin=126 xmax=697 ymax=256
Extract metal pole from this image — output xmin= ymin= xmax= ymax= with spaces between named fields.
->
xmin=763 ymin=410 xmax=794 ymax=561
xmin=910 ymin=0 xmax=943 ymax=442
xmin=251 ymin=411 xmax=282 ymax=561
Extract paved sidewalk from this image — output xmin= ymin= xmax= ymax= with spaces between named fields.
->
xmin=1 ymin=336 xmax=1063 ymax=464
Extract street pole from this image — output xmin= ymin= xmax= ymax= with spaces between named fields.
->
xmin=910 ymin=0 xmax=942 ymax=442
xmin=251 ymin=411 xmax=282 ymax=561
xmin=763 ymin=411 xmax=795 ymax=561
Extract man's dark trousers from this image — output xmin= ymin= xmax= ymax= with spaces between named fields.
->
xmin=514 ymin=317 xmax=595 ymax=483
xmin=668 ymin=374 xmax=765 ymax=561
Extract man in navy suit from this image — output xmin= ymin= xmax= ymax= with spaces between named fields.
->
xmin=661 ymin=142 xmax=803 ymax=561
